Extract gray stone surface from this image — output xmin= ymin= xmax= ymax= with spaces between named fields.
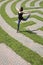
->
xmin=0 ymin=43 xmax=31 ymax=65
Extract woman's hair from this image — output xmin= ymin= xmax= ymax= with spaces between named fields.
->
xmin=20 ymin=7 xmax=23 ymax=11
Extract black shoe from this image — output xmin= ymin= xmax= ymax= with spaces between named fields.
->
xmin=17 ymin=30 xmax=19 ymax=33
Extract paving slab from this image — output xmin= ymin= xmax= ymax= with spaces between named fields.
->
xmin=0 ymin=43 xmax=31 ymax=65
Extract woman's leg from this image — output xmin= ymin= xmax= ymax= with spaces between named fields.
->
xmin=22 ymin=14 xmax=30 ymax=21
xmin=17 ymin=20 xmax=21 ymax=32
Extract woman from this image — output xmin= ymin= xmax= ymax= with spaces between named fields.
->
xmin=17 ymin=7 xmax=31 ymax=32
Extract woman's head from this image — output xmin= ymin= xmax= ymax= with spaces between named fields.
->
xmin=20 ymin=7 xmax=23 ymax=11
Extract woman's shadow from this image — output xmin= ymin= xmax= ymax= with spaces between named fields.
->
xmin=20 ymin=30 xmax=37 ymax=34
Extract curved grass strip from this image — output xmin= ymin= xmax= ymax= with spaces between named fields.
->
xmin=23 ymin=7 xmax=43 ymax=11
xmin=0 ymin=27 xmax=43 ymax=65
xmin=21 ymin=28 xmax=43 ymax=45
xmin=21 ymin=0 xmax=42 ymax=10
xmin=21 ymin=0 xmax=29 ymax=10
xmin=11 ymin=1 xmax=43 ymax=21
xmin=11 ymin=0 xmax=43 ymax=15
xmin=30 ymin=15 xmax=43 ymax=22
xmin=11 ymin=0 xmax=20 ymax=15
xmin=0 ymin=0 xmax=3 ymax=2
xmin=40 ymin=1 xmax=43 ymax=7
xmin=21 ymin=21 xmax=35 ymax=27
xmin=11 ymin=0 xmax=28 ymax=13
xmin=34 ymin=0 xmax=42 ymax=7
xmin=31 ymin=10 xmax=43 ymax=14
xmin=0 ymin=1 xmax=17 ymax=29
xmin=39 ymin=27 xmax=43 ymax=31
xmin=30 ymin=0 xmax=38 ymax=7
xmin=5 ymin=0 xmax=17 ymax=18
xmin=25 ymin=7 xmax=43 ymax=10
xmin=0 ymin=0 xmax=43 ymax=45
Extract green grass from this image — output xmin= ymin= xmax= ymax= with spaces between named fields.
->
xmin=0 ymin=27 xmax=43 ymax=65
xmin=31 ymin=10 xmax=43 ymax=14
xmin=11 ymin=3 xmax=43 ymax=25
xmin=0 ymin=0 xmax=43 ymax=65
xmin=0 ymin=0 xmax=43 ymax=45
xmin=21 ymin=0 xmax=42 ymax=10
xmin=11 ymin=0 xmax=43 ymax=16
xmin=0 ymin=0 xmax=3 ymax=2
xmin=31 ymin=15 xmax=43 ymax=22
xmin=11 ymin=0 xmax=20 ymax=15
xmin=40 ymin=1 xmax=43 ymax=7
xmin=21 ymin=21 xmax=35 ymax=27
xmin=30 ymin=0 xmax=38 ymax=6
xmin=38 ymin=27 xmax=43 ymax=31
xmin=11 ymin=0 xmax=43 ymax=15
xmin=21 ymin=0 xmax=30 ymax=10
xmin=21 ymin=0 xmax=38 ymax=9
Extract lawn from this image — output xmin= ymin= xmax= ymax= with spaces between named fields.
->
xmin=0 ymin=0 xmax=43 ymax=45
xmin=38 ymin=27 xmax=43 ymax=31
xmin=40 ymin=1 xmax=43 ymax=7
xmin=0 ymin=0 xmax=43 ymax=65
xmin=0 ymin=27 xmax=43 ymax=65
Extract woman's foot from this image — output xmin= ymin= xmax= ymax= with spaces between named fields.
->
xmin=17 ymin=30 xmax=19 ymax=33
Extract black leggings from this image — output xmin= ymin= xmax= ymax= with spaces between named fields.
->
xmin=17 ymin=15 xmax=30 ymax=31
